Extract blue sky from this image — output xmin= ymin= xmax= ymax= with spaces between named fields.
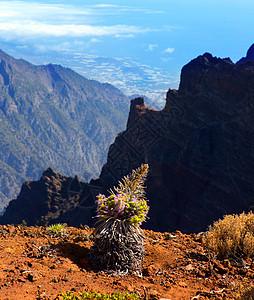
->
xmin=0 ymin=0 xmax=253 ymax=92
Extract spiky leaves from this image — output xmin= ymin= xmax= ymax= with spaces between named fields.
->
xmin=91 ymin=219 xmax=145 ymax=274
xmin=91 ymin=164 xmax=149 ymax=274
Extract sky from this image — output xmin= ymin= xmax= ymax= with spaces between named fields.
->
xmin=0 ymin=0 xmax=253 ymax=94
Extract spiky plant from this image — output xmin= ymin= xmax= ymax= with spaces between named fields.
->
xmin=91 ymin=164 xmax=149 ymax=275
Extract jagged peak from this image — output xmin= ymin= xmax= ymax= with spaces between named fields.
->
xmin=41 ymin=167 xmax=58 ymax=178
xmin=236 ymin=43 xmax=254 ymax=65
xmin=246 ymin=43 xmax=254 ymax=58
xmin=126 ymin=97 xmax=146 ymax=128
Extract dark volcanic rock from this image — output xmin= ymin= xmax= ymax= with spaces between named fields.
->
xmin=2 ymin=50 xmax=254 ymax=233
xmin=98 ymin=52 xmax=254 ymax=233
xmin=0 ymin=168 xmax=94 ymax=226
xmin=236 ymin=43 xmax=254 ymax=65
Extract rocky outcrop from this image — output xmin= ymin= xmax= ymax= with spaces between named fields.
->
xmin=0 ymin=168 xmax=95 ymax=226
xmin=236 ymin=43 xmax=254 ymax=65
xmin=98 ymin=51 xmax=254 ymax=233
xmin=2 ymin=48 xmax=254 ymax=233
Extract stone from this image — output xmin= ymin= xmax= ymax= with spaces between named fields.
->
xmin=185 ymin=264 xmax=195 ymax=271
xmin=178 ymin=281 xmax=188 ymax=287
xmin=143 ymin=264 xmax=157 ymax=276
xmin=27 ymin=271 xmax=39 ymax=282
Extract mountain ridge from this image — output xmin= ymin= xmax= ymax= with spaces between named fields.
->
xmin=2 ymin=46 xmax=254 ymax=234
xmin=0 ymin=49 xmax=130 ymax=210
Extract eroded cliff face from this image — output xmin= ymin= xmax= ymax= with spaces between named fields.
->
xmin=2 ymin=50 xmax=254 ymax=233
xmin=0 ymin=168 xmax=95 ymax=226
xmin=98 ymin=52 xmax=254 ymax=233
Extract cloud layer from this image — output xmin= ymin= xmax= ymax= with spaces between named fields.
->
xmin=0 ymin=1 xmax=156 ymax=39
xmin=0 ymin=23 xmax=151 ymax=38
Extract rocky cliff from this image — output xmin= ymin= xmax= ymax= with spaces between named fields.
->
xmin=2 ymin=48 xmax=254 ymax=233
xmin=0 ymin=167 xmax=96 ymax=226
xmin=98 ymin=51 xmax=254 ymax=233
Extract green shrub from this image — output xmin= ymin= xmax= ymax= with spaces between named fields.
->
xmin=203 ymin=212 xmax=254 ymax=259
xmin=46 ymin=223 xmax=67 ymax=238
xmin=59 ymin=290 xmax=140 ymax=300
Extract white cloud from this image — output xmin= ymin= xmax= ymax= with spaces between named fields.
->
xmin=93 ymin=4 xmax=119 ymax=8
xmin=147 ymin=44 xmax=159 ymax=51
xmin=0 ymin=1 xmax=155 ymax=41
xmin=0 ymin=11 xmax=17 ymax=17
xmin=115 ymin=34 xmax=135 ymax=38
xmin=0 ymin=22 xmax=151 ymax=38
xmin=89 ymin=38 xmax=102 ymax=43
xmin=164 ymin=47 xmax=175 ymax=54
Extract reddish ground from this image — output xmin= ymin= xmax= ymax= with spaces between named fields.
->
xmin=0 ymin=225 xmax=252 ymax=300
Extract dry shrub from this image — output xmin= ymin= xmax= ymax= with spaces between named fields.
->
xmin=203 ymin=212 xmax=254 ymax=259
xmin=235 ymin=285 xmax=254 ymax=300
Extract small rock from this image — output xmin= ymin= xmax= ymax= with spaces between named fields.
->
xmin=149 ymin=290 xmax=160 ymax=300
xmin=178 ymin=281 xmax=188 ymax=288
xmin=62 ymin=276 xmax=69 ymax=282
xmin=149 ymin=278 xmax=155 ymax=283
xmin=185 ymin=264 xmax=195 ymax=271
xmin=214 ymin=261 xmax=228 ymax=274
xmin=223 ymin=259 xmax=232 ymax=269
xmin=27 ymin=271 xmax=39 ymax=282
xmin=143 ymin=264 xmax=156 ymax=276
xmin=163 ymin=233 xmax=177 ymax=240
xmin=7 ymin=226 xmax=16 ymax=234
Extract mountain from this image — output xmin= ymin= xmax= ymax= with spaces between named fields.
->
xmin=0 ymin=49 xmax=130 ymax=211
xmin=98 ymin=52 xmax=254 ymax=233
xmin=236 ymin=43 xmax=254 ymax=65
xmin=0 ymin=46 xmax=177 ymax=103
xmin=2 ymin=47 xmax=254 ymax=233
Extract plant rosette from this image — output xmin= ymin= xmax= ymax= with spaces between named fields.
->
xmin=96 ymin=192 xmax=149 ymax=227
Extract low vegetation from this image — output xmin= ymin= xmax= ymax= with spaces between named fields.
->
xmin=236 ymin=285 xmax=254 ymax=300
xmin=58 ymin=291 xmax=139 ymax=300
xmin=46 ymin=223 xmax=67 ymax=238
xmin=203 ymin=211 xmax=254 ymax=259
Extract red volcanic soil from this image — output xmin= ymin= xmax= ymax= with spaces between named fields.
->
xmin=0 ymin=225 xmax=252 ymax=300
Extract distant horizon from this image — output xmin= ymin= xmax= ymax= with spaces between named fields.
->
xmin=0 ymin=0 xmax=253 ymax=99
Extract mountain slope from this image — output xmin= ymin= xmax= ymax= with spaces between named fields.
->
xmin=0 ymin=49 xmax=130 ymax=210
xmin=4 ymin=47 xmax=254 ymax=233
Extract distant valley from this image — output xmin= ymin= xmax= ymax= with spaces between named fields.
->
xmin=0 ymin=49 xmax=131 ymax=211
xmin=0 ymin=44 xmax=178 ymax=108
